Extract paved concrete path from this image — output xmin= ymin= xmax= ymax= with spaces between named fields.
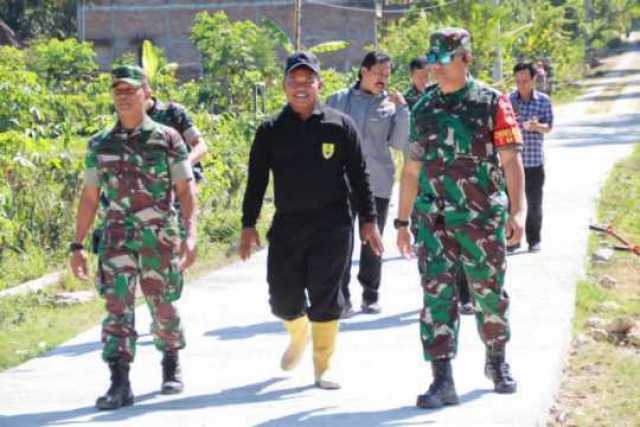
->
xmin=2 ymin=42 xmax=639 ymax=427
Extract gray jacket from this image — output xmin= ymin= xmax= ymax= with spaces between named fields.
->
xmin=327 ymin=86 xmax=410 ymax=199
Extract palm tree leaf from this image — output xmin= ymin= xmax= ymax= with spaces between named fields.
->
xmin=308 ymin=41 xmax=349 ymax=54
xmin=142 ymin=39 xmax=159 ymax=82
xmin=259 ymin=18 xmax=294 ymax=54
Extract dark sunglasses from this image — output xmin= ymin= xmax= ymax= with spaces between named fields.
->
xmin=426 ymin=50 xmax=455 ymax=65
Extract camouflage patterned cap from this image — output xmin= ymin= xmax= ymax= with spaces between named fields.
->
xmin=111 ymin=65 xmax=146 ymax=88
xmin=426 ymin=28 xmax=471 ymax=64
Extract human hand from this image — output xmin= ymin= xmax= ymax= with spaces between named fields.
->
xmin=239 ymin=228 xmax=261 ymax=261
xmin=506 ymin=211 xmax=525 ymax=247
xmin=524 ymin=117 xmax=540 ymax=132
xmin=388 ymin=90 xmax=407 ymax=106
xmin=360 ymin=222 xmax=384 ymax=256
xmin=70 ymin=250 xmax=89 ymax=280
xmin=396 ymin=227 xmax=414 ymax=259
xmin=179 ymin=236 xmax=197 ymax=271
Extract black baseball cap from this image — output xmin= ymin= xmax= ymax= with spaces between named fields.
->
xmin=284 ymin=51 xmax=321 ymax=76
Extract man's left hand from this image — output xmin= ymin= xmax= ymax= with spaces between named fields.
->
xmin=360 ymin=222 xmax=384 ymax=257
xmin=388 ymin=91 xmax=407 ymax=106
xmin=506 ymin=211 xmax=525 ymax=246
xmin=179 ymin=236 xmax=197 ymax=271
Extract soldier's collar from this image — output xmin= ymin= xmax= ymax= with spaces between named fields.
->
xmin=411 ymin=85 xmax=423 ymax=95
xmin=113 ymin=114 xmax=155 ymax=136
xmin=437 ymin=77 xmax=475 ymax=100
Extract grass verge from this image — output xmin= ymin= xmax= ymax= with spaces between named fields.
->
xmin=548 ymin=143 xmax=640 ymax=427
xmin=0 ymin=207 xmax=274 ymax=372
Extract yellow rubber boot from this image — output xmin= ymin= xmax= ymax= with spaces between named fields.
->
xmin=311 ymin=320 xmax=341 ymax=390
xmin=281 ymin=316 xmax=310 ymax=371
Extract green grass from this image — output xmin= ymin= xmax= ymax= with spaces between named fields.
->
xmin=0 ymin=241 xmax=228 ymax=371
xmin=0 ymin=201 xmax=276 ymax=372
xmin=551 ymin=143 xmax=640 ymax=426
xmin=0 ymin=245 xmax=58 ymax=291
xmin=0 ymin=284 xmax=104 ymax=370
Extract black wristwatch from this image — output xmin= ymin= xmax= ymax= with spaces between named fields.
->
xmin=393 ymin=218 xmax=410 ymax=229
xmin=69 ymin=242 xmax=85 ymax=252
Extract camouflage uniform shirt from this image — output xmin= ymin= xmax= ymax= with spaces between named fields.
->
xmin=410 ymin=78 xmax=522 ymax=226
xmin=84 ymin=115 xmax=193 ymax=229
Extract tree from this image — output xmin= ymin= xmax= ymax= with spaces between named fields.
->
xmin=0 ymin=0 xmax=77 ymax=41
xmin=26 ymin=38 xmax=97 ymax=89
xmin=191 ymin=11 xmax=280 ymax=113
xmin=580 ymin=0 xmax=640 ymax=51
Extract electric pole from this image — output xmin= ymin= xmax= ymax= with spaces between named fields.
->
xmin=293 ymin=0 xmax=302 ymax=51
xmin=491 ymin=0 xmax=503 ymax=82
xmin=374 ymin=0 xmax=383 ymax=51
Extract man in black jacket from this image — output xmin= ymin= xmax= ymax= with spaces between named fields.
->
xmin=239 ymin=52 xmax=383 ymax=390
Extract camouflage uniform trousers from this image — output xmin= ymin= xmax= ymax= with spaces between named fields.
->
xmin=415 ymin=209 xmax=511 ymax=361
xmin=97 ymin=224 xmax=185 ymax=362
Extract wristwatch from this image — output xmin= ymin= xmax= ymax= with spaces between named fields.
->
xmin=393 ymin=218 xmax=410 ymax=229
xmin=69 ymin=242 xmax=85 ymax=252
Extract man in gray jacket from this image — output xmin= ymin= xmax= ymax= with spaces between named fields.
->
xmin=327 ymin=51 xmax=410 ymax=317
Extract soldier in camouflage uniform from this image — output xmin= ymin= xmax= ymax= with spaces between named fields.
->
xmin=405 ymin=56 xmax=474 ymax=316
xmin=404 ymin=56 xmax=431 ymax=110
xmin=143 ymin=85 xmax=207 ymax=183
xmin=395 ymin=28 xmax=526 ymax=409
xmin=92 ymin=72 xmax=207 ymax=250
xmin=70 ymin=65 xmax=198 ymax=410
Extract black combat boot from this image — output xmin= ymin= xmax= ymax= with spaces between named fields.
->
xmin=161 ymin=351 xmax=184 ymax=394
xmin=95 ymin=359 xmax=134 ymax=410
xmin=484 ymin=349 xmax=517 ymax=394
xmin=416 ymin=359 xmax=460 ymax=409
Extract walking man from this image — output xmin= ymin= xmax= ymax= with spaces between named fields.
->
xmin=327 ymin=51 xmax=409 ymax=317
xmin=70 ymin=65 xmax=198 ymax=409
xmin=510 ymin=62 xmax=554 ymax=252
xmin=405 ymin=56 xmax=473 ymax=314
xmin=405 ymin=56 xmax=431 ymax=109
xmin=240 ymin=52 xmax=383 ymax=389
xmin=92 ymin=70 xmax=207 ymax=252
xmin=396 ymin=28 xmax=525 ymax=409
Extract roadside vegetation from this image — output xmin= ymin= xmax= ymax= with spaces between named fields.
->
xmin=548 ymin=144 xmax=640 ymax=427
xmin=0 ymin=1 xmax=638 ymax=371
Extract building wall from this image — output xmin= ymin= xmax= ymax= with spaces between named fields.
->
xmin=79 ymin=0 xmax=404 ymax=77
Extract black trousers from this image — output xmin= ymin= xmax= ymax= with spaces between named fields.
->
xmin=524 ymin=166 xmax=545 ymax=246
xmin=341 ymin=196 xmax=390 ymax=304
xmin=267 ymin=221 xmax=351 ymax=322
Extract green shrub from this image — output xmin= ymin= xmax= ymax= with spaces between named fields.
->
xmin=26 ymin=38 xmax=98 ymax=90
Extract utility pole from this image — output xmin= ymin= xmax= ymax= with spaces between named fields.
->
xmin=585 ymin=0 xmax=593 ymax=51
xmin=374 ymin=0 xmax=383 ymax=51
xmin=491 ymin=0 xmax=503 ymax=82
xmin=293 ymin=0 xmax=302 ymax=51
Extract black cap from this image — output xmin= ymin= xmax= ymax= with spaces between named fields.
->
xmin=284 ymin=51 xmax=320 ymax=76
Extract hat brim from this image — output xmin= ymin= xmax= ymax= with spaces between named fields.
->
xmin=111 ymin=78 xmax=143 ymax=88
xmin=285 ymin=62 xmax=320 ymax=75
